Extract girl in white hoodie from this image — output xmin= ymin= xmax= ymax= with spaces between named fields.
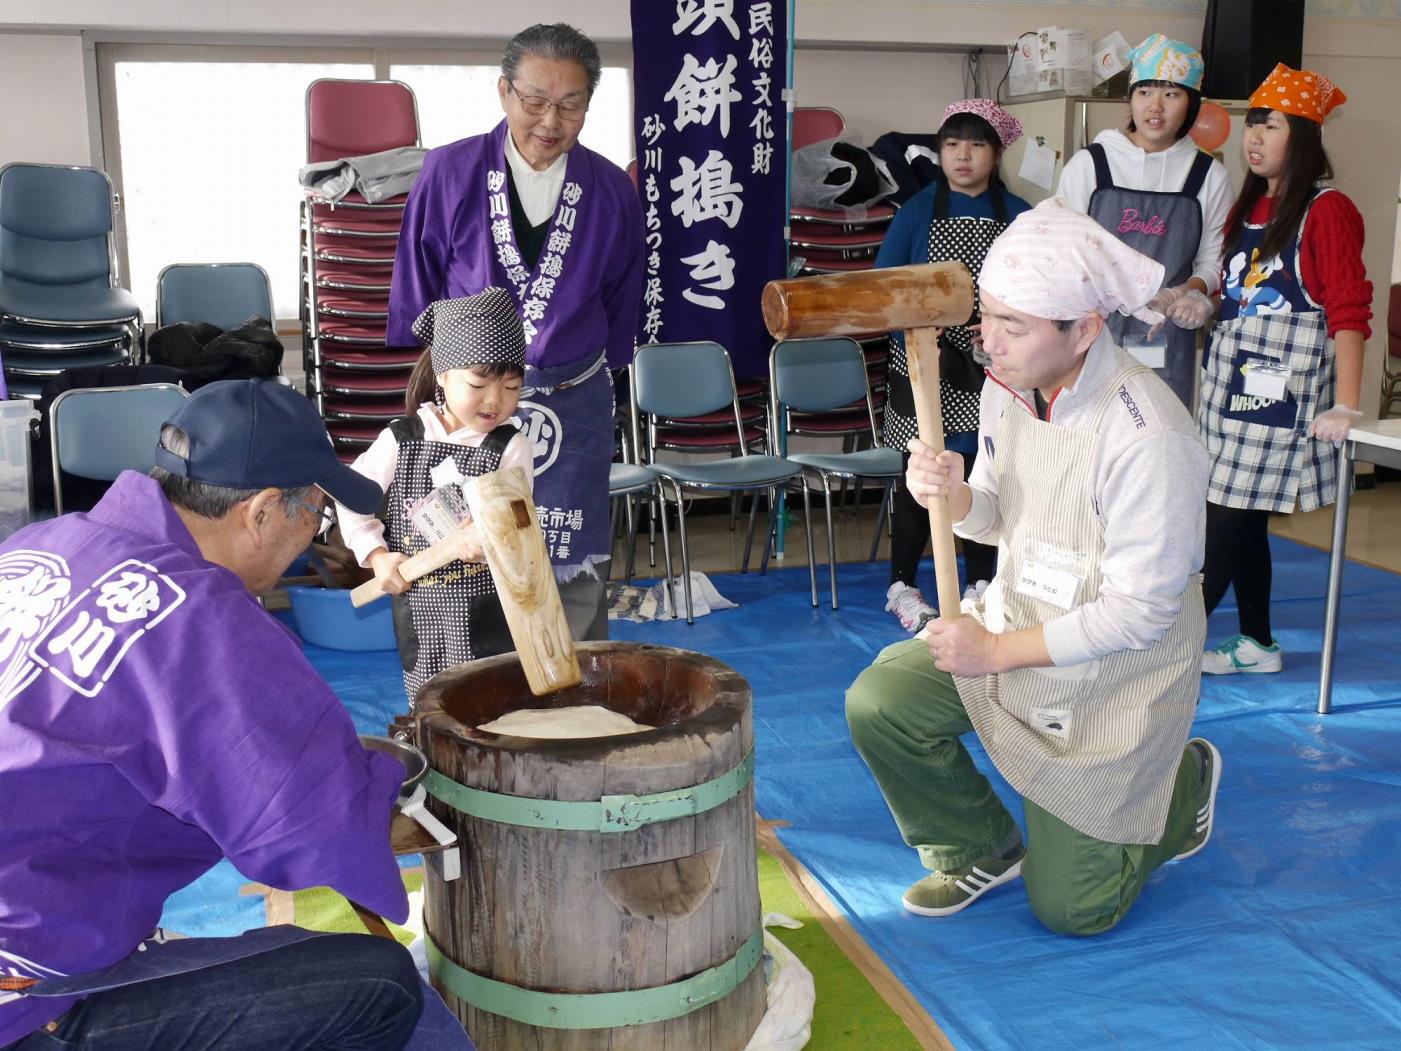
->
xmin=1057 ymin=34 xmax=1235 ymax=409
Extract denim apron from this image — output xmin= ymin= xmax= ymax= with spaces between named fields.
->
xmin=1086 ymin=143 xmax=1214 ymax=410
xmin=1199 ymin=189 xmax=1336 ymax=513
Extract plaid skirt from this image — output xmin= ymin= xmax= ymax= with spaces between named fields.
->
xmin=1199 ymin=309 xmax=1336 ymax=513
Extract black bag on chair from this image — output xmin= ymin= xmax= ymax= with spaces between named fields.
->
xmin=148 ymin=316 xmax=283 ymax=389
xmin=869 ymin=131 xmax=941 ymax=208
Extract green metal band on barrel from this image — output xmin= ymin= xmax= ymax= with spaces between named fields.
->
xmin=423 ymin=749 xmax=754 ymax=833
xmin=425 ymin=927 xmax=764 ymax=1030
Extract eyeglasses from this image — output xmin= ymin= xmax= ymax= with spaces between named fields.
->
xmin=507 ymin=80 xmax=588 ymax=120
xmin=288 ymin=493 xmax=336 ymax=539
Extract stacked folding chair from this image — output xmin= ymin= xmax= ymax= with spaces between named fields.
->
xmin=0 ymin=163 xmax=142 ymax=399
xmin=300 ymin=79 xmax=420 ymax=461
xmin=786 ymin=108 xmax=892 ymax=431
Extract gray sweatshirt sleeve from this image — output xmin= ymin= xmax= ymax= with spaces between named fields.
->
xmin=1041 ymin=427 xmax=1208 ymax=666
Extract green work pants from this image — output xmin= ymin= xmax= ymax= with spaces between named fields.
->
xmin=845 ymin=638 xmax=1203 ymax=936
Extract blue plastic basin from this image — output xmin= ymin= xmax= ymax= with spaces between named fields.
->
xmin=285 ymin=585 xmax=397 ymax=651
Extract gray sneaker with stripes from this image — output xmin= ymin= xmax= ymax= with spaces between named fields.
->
xmin=901 ymin=844 xmax=1027 ymax=916
xmin=1173 ymin=737 xmax=1222 ymax=861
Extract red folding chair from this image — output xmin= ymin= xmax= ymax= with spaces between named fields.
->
xmin=306 ymin=79 xmax=420 ymax=164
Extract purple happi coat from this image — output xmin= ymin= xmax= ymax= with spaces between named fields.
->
xmin=0 ymin=473 xmax=406 ymax=1045
xmin=388 ymin=120 xmax=644 ymax=370
xmin=390 ymin=122 xmax=644 ymax=577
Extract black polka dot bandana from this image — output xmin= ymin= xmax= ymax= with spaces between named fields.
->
xmin=413 ymin=287 xmax=526 ymax=375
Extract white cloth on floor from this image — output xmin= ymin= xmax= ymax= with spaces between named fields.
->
xmin=743 ymin=913 xmax=815 ymax=1051
xmin=653 ymin=571 xmax=739 ymax=618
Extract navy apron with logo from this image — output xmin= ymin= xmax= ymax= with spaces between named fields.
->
xmin=1086 ymin=143 xmax=1214 ymax=410
xmin=883 ymin=184 xmax=1009 ymax=450
xmin=383 ymin=417 xmax=515 ymax=704
xmin=517 ymin=351 xmax=613 ymax=623
xmin=1199 ymin=189 xmax=1337 ymax=513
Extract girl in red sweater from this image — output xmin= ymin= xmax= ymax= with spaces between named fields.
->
xmin=1200 ymin=64 xmax=1372 ymax=675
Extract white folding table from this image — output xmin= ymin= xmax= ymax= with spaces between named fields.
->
xmin=1317 ymin=418 xmax=1401 ymax=714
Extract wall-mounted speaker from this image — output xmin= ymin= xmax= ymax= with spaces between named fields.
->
xmin=1200 ymin=0 xmax=1306 ymax=101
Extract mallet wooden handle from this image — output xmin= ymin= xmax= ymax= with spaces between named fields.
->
xmin=349 ymin=531 xmax=468 ymax=608
xmin=465 ymin=467 xmax=581 ymax=696
xmin=762 ymin=261 xmax=974 ymax=340
xmin=905 ymin=327 xmax=964 ymax=620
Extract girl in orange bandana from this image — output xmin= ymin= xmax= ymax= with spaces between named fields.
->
xmin=1199 ymin=64 xmax=1373 ymax=677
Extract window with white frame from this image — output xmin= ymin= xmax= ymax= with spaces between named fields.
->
xmin=101 ymin=46 xmax=376 ymax=323
xmin=390 ymin=62 xmax=634 ymax=162
xmin=98 ymin=44 xmax=634 ymax=326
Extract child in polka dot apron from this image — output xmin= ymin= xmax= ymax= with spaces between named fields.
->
xmin=1198 ymin=65 xmax=1372 ymax=676
xmin=336 ymin=287 xmax=536 ymax=707
xmin=878 ymin=98 xmax=1032 ymax=630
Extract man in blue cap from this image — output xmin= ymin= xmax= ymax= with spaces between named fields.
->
xmin=0 ymin=381 xmax=428 ymax=1049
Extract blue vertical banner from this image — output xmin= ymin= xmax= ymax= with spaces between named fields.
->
xmin=630 ymin=0 xmax=789 ymax=378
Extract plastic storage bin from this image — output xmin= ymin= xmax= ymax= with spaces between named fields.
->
xmin=285 ymin=585 xmax=397 ymax=651
xmin=0 ymin=400 xmax=39 ymax=541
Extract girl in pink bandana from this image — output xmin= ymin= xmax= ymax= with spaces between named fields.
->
xmin=879 ymin=99 xmax=1032 ymax=630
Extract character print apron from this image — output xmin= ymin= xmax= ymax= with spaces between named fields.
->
xmin=1199 ymin=189 xmax=1337 ymax=513
xmin=1086 ymin=143 xmax=1214 ymax=410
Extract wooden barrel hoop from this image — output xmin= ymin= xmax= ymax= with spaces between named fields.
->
xmin=424 ymin=929 xmax=763 ymax=1030
xmin=422 ymin=750 xmax=754 ymax=833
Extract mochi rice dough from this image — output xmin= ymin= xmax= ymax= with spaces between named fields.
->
xmin=477 ymin=705 xmax=653 ymax=738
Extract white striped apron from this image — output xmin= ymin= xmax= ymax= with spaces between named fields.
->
xmin=954 ymin=364 xmax=1205 ymax=844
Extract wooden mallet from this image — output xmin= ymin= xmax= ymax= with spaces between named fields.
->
xmin=350 ymin=466 xmax=581 ymax=695
xmin=762 ymin=261 xmax=975 ymax=619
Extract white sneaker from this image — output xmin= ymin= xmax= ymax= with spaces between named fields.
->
xmin=885 ymin=581 xmax=937 ymax=632
xmin=1201 ymin=634 xmax=1283 ymax=675
xmin=963 ymin=579 xmax=990 ymax=602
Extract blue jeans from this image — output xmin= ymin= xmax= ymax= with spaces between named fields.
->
xmin=7 ymin=934 xmax=422 ymax=1050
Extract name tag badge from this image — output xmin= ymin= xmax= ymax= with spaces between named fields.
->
xmin=1243 ymin=361 xmax=1291 ymax=401
xmin=1013 ymin=559 xmax=1082 ymax=612
xmin=1125 ymin=333 xmax=1167 ymax=370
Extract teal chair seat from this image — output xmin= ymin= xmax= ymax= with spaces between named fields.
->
xmin=650 ymin=454 xmax=800 ymax=488
xmin=786 ymin=446 xmax=902 ymax=479
xmin=0 ymin=285 xmax=141 ymax=326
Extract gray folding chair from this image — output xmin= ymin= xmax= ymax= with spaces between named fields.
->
xmin=50 ymin=383 xmax=189 ymax=514
xmin=631 ymin=341 xmax=815 ymax=623
xmin=156 ymin=263 xmax=274 ymax=331
xmin=770 ymin=337 xmax=904 ymax=609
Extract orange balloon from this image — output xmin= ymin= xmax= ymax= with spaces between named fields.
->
xmin=1190 ymin=101 xmax=1231 ymax=152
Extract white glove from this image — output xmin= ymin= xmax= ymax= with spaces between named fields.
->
xmin=1309 ymin=404 xmax=1363 ymax=445
xmin=1165 ymin=288 xmax=1215 ymax=330
xmin=1144 ymin=285 xmax=1185 ymax=317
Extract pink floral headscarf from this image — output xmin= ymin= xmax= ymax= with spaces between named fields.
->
xmin=939 ymin=98 xmax=1023 ymax=148
xmin=979 ymin=197 xmax=1166 ymax=324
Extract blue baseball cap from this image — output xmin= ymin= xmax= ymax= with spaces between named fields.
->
xmin=153 ymin=379 xmax=383 ymax=514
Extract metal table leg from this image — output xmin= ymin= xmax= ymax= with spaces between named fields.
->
xmin=1317 ymin=440 xmax=1355 ymax=715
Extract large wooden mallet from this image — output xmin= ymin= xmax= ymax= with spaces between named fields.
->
xmin=349 ymin=466 xmax=581 ymax=695
xmin=762 ymin=261 xmax=975 ymax=619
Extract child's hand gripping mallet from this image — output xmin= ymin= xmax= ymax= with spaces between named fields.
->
xmin=348 ymin=468 xmax=581 ymax=695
